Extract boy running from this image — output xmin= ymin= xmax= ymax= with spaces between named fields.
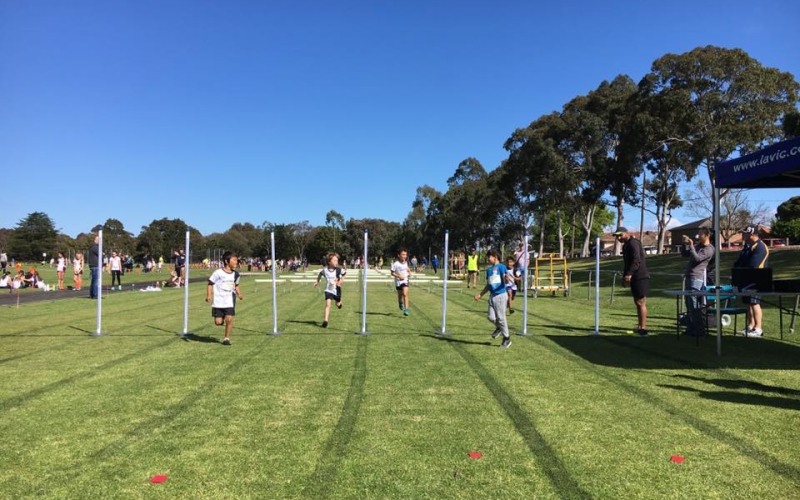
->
xmin=314 ymin=252 xmax=346 ymax=328
xmin=391 ymin=248 xmax=411 ymax=316
xmin=474 ymin=249 xmax=511 ymax=348
xmin=505 ymin=256 xmax=520 ymax=314
xmin=206 ymin=251 xmax=244 ymax=345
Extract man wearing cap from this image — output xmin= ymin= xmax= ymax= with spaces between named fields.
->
xmin=614 ymin=227 xmax=650 ymax=335
xmin=733 ymin=225 xmax=770 ymax=337
xmin=680 ymin=228 xmax=714 ymax=336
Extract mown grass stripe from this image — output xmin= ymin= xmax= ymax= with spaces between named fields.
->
xmin=532 ymin=334 xmax=800 ymax=486
xmin=302 ymin=335 xmax=368 ymax=499
xmin=411 ymin=299 xmax=591 ymax=499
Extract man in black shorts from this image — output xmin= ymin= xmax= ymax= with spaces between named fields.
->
xmin=614 ymin=227 xmax=651 ymax=336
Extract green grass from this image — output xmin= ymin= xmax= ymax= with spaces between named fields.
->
xmin=1 ymin=253 xmax=800 ymax=499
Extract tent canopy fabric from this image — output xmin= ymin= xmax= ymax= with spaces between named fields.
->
xmin=716 ymin=136 xmax=800 ymax=189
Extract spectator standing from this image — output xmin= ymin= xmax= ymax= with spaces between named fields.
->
xmin=88 ymin=235 xmax=101 ymax=299
xmin=733 ymin=226 xmax=770 ymax=337
xmin=0 ymin=250 xmax=7 ymax=273
xmin=73 ymin=252 xmax=84 ymax=291
xmin=56 ymin=252 xmax=67 ymax=291
xmin=614 ymin=227 xmax=651 ymax=336
xmin=680 ymin=228 xmax=714 ymax=336
xmin=109 ymin=251 xmax=123 ymax=290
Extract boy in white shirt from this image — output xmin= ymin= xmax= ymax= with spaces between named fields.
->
xmin=391 ymin=248 xmax=411 ymax=316
xmin=314 ymin=252 xmax=346 ymax=328
xmin=206 ymin=251 xmax=244 ymax=345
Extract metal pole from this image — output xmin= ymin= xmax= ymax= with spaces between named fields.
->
xmin=439 ymin=230 xmax=450 ymax=335
xmin=181 ymin=230 xmax=190 ymax=335
xmin=270 ymin=230 xmax=282 ymax=335
xmin=520 ymin=233 xmax=530 ymax=336
xmin=594 ymin=235 xmax=600 ymax=336
xmin=92 ymin=230 xmax=106 ymax=337
xmin=359 ymin=230 xmax=371 ymax=335
xmin=713 ymin=185 xmax=722 ymax=355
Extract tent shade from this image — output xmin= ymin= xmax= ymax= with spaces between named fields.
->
xmin=716 ymin=136 xmax=800 ymax=189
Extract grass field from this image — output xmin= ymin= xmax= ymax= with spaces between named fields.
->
xmin=1 ymin=251 xmax=799 ymax=499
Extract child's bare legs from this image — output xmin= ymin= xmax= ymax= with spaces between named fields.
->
xmin=324 ymin=298 xmax=332 ymax=323
xmin=402 ymin=287 xmax=409 ymax=309
xmin=507 ymin=290 xmax=514 ymax=312
xmin=215 ymin=315 xmax=234 ymax=339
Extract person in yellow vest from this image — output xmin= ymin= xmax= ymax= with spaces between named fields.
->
xmin=467 ymin=247 xmax=479 ymax=288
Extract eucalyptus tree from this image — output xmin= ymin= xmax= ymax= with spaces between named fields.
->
xmin=643 ymin=46 xmax=799 ymax=190
xmin=435 ymin=157 xmax=495 ymax=251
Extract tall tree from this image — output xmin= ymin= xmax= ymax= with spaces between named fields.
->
xmin=9 ymin=212 xmax=59 ymax=261
xmin=643 ymin=46 xmax=799 ymax=189
xmin=101 ymin=218 xmax=135 ymax=254
xmin=325 ymin=210 xmax=345 ymax=252
xmin=772 ymin=196 xmax=800 ymax=242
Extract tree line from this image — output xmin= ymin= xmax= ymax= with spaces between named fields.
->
xmin=2 ymin=46 xmax=799 ymax=264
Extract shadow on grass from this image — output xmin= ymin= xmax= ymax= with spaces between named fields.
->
xmin=545 ymin=333 xmax=800 ymax=370
xmin=658 ymin=383 xmax=800 ymax=411
xmin=180 ymin=333 xmax=219 ymax=343
xmin=672 ymin=374 xmax=800 ymax=397
xmin=419 ymin=333 xmax=492 ymax=346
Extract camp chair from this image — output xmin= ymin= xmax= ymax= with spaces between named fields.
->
xmin=704 ymin=285 xmax=748 ymax=335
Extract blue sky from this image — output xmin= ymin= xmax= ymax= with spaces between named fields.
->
xmin=1 ymin=0 xmax=798 ymax=237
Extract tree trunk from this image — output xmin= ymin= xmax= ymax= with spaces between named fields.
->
xmin=615 ymin=196 xmax=625 ymax=256
xmin=557 ymin=210 xmax=565 ymax=257
xmin=580 ymin=205 xmax=597 ymax=258
xmin=538 ymin=212 xmax=546 ymax=257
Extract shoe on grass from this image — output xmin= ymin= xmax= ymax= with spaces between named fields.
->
xmin=500 ymin=338 xmax=512 ymax=349
xmin=222 ymin=337 xmax=231 ymax=346
xmin=738 ymin=327 xmax=752 ymax=336
xmin=635 ymin=328 xmax=649 ymax=336
xmin=746 ymin=328 xmax=763 ymax=337
xmin=322 ymin=321 xmax=328 ymax=328
xmin=337 ymin=302 xmax=343 ymax=309
xmin=491 ymin=329 xmax=502 ymax=339
xmin=403 ymin=308 xmax=409 ymax=316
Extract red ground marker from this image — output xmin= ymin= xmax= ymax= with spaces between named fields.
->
xmin=468 ymin=452 xmax=482 ymax=459
xmin=670 ymin=455 xmax=685 ymax=464
xmin=150 ymin=474 xmax=169 ymax=483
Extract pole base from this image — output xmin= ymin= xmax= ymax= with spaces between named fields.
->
xmin=437 ymin=330 xmax=451 ymax=336
xmin=177 ymin=331 xmax=195 ymax=339
xmin=89 ymin=331 xmax=107 ymax=337
xmin=356 ymin=330 xmax=372 ymax=336
xmin=268 ymin=330 xmax=283 ymax=336
xmin=517 ymin=331 xmax=531 ymax=337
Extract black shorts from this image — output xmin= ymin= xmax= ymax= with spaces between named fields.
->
xmin=395 ymin=283 xmax=408 ymax=291
xmin=212 ymin=307 xmax=236 ymax=318
xmin=468 ymin=270 xmax=477 ymax=275
xmin=630 ymin=278 xmax=649 ymax=300
xmin=325 ymin=288 xmax=341 ymax=302
xmin=742 ymin=295 xmax=761 ymax=305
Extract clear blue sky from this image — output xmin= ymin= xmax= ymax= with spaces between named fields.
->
xmin=2 ymin=0 xmax=798 ymax=237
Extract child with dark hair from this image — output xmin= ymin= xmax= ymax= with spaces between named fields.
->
xmin=391 ymin=247 xmax=411 ymax=316
xmin=474 ymin=249 xmax=511 ymax=348
xmin=205 ymin=251 xmax=243 ymax=345
xmin=314 ymin=252 xmax=346 ymax=328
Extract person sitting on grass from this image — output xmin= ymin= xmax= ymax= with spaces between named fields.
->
xmin=0 ymin=271 xmax=12 ymax=289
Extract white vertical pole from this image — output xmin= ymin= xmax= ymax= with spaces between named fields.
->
xmin=713 ymin=186 xmax=722 ymax=356
xmin=594 ymin=235 xmax=600 ymax=336
xmin=270 ymin=230 xmax=282 ymax=335
xmin=520 ymin=233 xmax=530 ymax=336
xmin=359 ymin=229 xmax=371 ymax=335
xmin=182 ymin=230 xmax=190 ymax=335
xmin=92 ymin=230 xmax=106 ymax=336
xmin=439 ymin=230 xmax=450 ymax=335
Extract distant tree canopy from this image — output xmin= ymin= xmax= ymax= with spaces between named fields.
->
xmin=772 ymin=196 xmax=800 ymax=242
xmin=2 ymin=46 xmax=796 ymax=261
xmin=8 ymin=212 xmax=59 ymax=261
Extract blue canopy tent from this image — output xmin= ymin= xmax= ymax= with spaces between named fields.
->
xmin=711 ymin=135 xmax=800 ymax=354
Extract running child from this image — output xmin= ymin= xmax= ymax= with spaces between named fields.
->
xmin=391 ymin=247 xmax=411 ymax=316
xmin=474 ymin=249 xmax=511 ymax=348
xmin=205 ymin=251 xmax=244 ymax=345
xmin=505 ymin=256 xmax=520 ymax=314
xmin=314 ymin=252 xmax=346 ymax=328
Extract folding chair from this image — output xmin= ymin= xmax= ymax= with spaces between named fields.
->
xmin=705 ymin=285 xmax=748 ymax=335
